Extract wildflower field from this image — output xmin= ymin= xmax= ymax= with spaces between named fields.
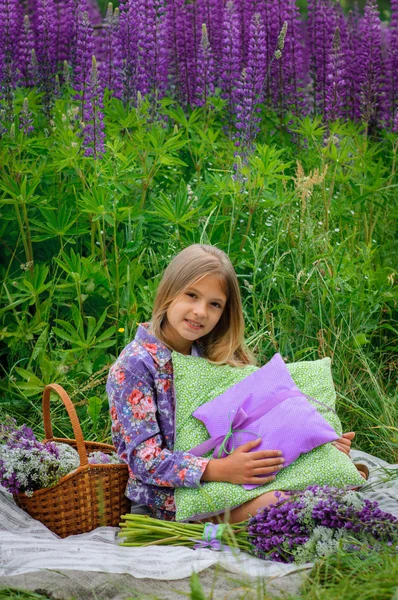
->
xmin=0 ymin=0 xmax=397 ymax=596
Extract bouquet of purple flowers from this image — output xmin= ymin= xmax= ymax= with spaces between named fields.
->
xmin=247 ymin=486 xmax=398 ymax=563
xmin=0 ymin=417 xmax=122 ymax=496
xmin=119 ymin=486 xmax=398 ymax=564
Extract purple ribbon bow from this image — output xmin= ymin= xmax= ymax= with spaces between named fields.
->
xmin=190 ymin=389 xmax=301 ymax=458
xmin=192 ymin=523 xmax=232 ymax=552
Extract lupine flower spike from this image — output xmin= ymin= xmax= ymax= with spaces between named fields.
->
xmin=307 ymin=0 xmax=337 ymax=115
xmin=165 ymin=0 xmax=195 ymax=105
xmin=17 ymin=15 xmax=35 ymax=87
xmin=100 ymin=3 xmax=123 ymax=99
xmin=277 ymin=1 xmax=306 ymax=118
xmin=55 ymin=0 xmax=76 ymax=64
xmin=220 ymin=1 xmax=242 ymax=118
xmin=82 ymin=56 xmax=106 ymax=159
xmin=136 ymin=0 xmax=168 ymax=101
xmin=234 ymin=12 xmax=267 ymax=153
xmin=194 ymin=23 xmax=216 ymax=107
xmin=19 ymin=97 xmax=34 ymax=135
xmin=325 ymin=27 xmax=346 ymax=123
xmin=344 ymin=9 xmax=360 ymax=121
xmin=35 ymin=0 xmax=57 ymax=118
xmin=74 ymin=10 xmax=95 ymax=123
xmin=388 ymin=0 xmax=398 ymax=128
xmin=118 ymin=0 xmax=138 ymax=106
xmin=0 ymin=0 xmax=20 ymax=122
xmin=357 ymin=0 xmax=384 ymax=131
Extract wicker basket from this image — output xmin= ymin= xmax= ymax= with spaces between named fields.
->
xmin=14 ymin=383 xmax=130 ymax=538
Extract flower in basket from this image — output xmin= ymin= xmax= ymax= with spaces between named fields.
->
xmin=88 ymin=450 xmax=123 ymax=464
xmin=0 ymin=416 xmax=126 ymax=497
xmin=118 ymin=486 xmax=398 ymax=564
xmin=0 ymin=416 xmax=79 ymax=496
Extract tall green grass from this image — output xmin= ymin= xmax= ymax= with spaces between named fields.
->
xmin=0 ymin=92 xmax=396 ymax=462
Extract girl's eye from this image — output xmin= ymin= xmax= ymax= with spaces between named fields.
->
xmin=186 ymin=293 xmax=222 ymax=308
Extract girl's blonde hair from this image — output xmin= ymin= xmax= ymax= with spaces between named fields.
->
xmin=149 ymin=244 xmax=257 ymax=367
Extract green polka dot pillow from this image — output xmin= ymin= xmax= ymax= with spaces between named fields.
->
xmin=172 ymin=352 xmax=364 ymax=522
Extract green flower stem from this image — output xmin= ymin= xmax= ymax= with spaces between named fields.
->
xmin=118 ymin=515 xmax=253 ymax=553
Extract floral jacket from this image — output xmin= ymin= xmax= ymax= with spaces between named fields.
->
xmin=106 ymin=323 xmax=209 ymax=520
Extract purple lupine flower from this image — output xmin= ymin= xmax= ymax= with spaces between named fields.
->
xmin=343 ymin=8 xmax=361 ymax=121
xmin=73 ymin=9 xmax=95 ymax=123
xmin=247 ymin=486 xmax=398 ymax=563
xmin=194 ymin=0 xmax=223 ymax=71
xmin=99 ymin=3 xmax=123 ymax=99
xmin=234 ymin=12 xmax=267 ymax=152
xmin=54 ymin=0 xmax=75 ymax=63
xmin=82 ymin=55 xmax=106 ymax=159
xmin=386 ymin=0 xmax=398 ymax=128
xmin=241 ymin=0 xmax=264 ymax=61
xmin=25 ymin=0 xmax=39 ymax=32
xmin=19 ymin=96 xmax=34 ymax=134
xmin=118 ymin=0 xmax=138 ymax=105
xmin=17 ymin=15 xmax=35 ymax=87
xmin=325 ymin=27 xmax=346 ymax=123
xmin=270 ymin=17 xmax=287 ymax=117
xmin=262 ymin=0 xmax=283 ymax=106
xmin=35 ymin=0 xmax=57 ymax=117
xmin=165 ymin=0 xmax=195 ymax=105
xmin=186 ymin=0 xmax=202 ymax=74
xmin=220 ymin=1 xmax=242 ymax=116
xmin=136 ymin=0 xmax=168 ymax=100
xmin=0 ymin=0 xmax=21 ymax=121
xmin=306 ymin=0 xmax=338 ymax=115
xmin=194 ymin=23 xmax=216 ymax=106
xmin=357 ymin=0 xmax=384 ymax=129
xmin=271 ymin=0 xmax=307 ymax=118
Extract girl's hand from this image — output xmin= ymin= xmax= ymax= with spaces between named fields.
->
xmin=202 ymin=438 xmax=284 ymax=485
xmin=332 ymin=431 xmax=355 ymax=455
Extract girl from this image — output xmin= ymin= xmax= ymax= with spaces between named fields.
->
xmin=107 ymin=244 xmax=355 ymax=524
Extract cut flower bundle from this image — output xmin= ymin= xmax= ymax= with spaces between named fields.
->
xmin=119 ymin=486 xmax=398 ymax=564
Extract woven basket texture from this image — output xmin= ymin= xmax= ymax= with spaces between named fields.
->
xmin=14 ymin=384 xmax=129 ymax=538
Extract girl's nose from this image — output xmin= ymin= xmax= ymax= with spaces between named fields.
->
xmin=193 ymin=303 xmax=207 ymax=318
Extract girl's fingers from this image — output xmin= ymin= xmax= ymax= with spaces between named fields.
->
xmin=238 ymin=438 xmax=262 ymax=452
xmin=248 ymin=449 xmax=283 ymax=460
xmin=252 ymin=465 xmax=283 ymax=476
xmin=342 ymin=431 xmax=355 ymax=440
xmin=332 ymin=442 xmax=350 ymax=454
xmin=337 ymin=437 xmax=352 ymax=447
xmin=251 ymin=458 xmax=285 ymax=469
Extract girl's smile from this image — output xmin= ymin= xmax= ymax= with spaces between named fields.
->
xmin=184 ymin=319 xmax=203 ymax=330
xmin=163 ymin=274 xmax=227 ymax=355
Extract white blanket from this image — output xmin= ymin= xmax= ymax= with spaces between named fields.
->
xmin=0 ymin=451 xmax=397 ymax=581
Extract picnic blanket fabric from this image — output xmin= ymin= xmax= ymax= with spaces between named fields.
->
xmin=173 ymin=353 xmax=364 ymax=521
xmin=0 ymin=451 xmax=397 ymax=583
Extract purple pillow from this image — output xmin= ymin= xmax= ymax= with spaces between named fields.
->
xmin=189 ymin=353 xmax=339 ymax=489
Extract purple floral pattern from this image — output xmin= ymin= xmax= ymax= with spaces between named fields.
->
xmin=106 ymin=322 xmax=209 ymax=520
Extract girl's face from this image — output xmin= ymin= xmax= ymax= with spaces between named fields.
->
xmin=163 ymin=274 xmax=227 ymax=355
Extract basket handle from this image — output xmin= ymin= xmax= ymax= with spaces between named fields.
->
xmin=42 ymin=384 xmax=88 ymax=467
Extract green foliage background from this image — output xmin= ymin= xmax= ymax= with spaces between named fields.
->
xmin=0 ymin=88 xmax=397 ymax=462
